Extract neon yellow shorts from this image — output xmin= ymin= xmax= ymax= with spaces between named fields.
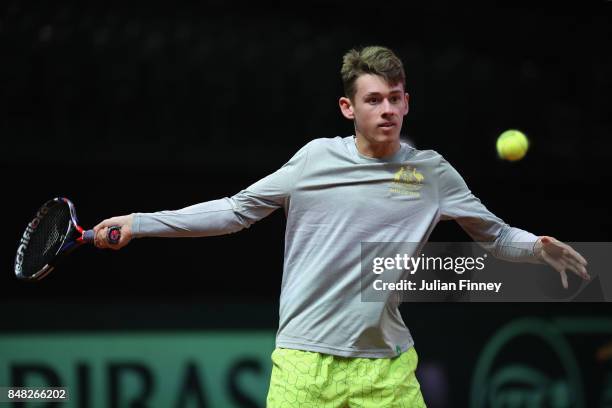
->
xmin=266 ymin=347 xmax=427 ymax=407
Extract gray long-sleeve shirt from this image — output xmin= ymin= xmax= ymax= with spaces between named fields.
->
xmin=132 ymin=136 xmax=540 ymax=357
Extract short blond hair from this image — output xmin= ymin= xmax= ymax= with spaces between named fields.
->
xmin=341 ymin=46 xmax=406 ymax=101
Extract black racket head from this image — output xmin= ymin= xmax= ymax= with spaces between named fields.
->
xmin=14 ymin=197 xmax=80 ymax=281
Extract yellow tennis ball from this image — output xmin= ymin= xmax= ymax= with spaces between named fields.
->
xmin=496 ymin=130 xmax=529 ymax=161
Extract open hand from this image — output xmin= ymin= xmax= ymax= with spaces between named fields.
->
xmin=534 ymin=236 xmax=589 ymax=289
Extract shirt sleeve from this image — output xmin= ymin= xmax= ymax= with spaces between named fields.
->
xmin=131 ymin=141 xmax=311 ymax=238
xmin=227 ymin=140 xmax=311 ymax=225
xmin=437 ymin=156 xmax=541 ymax=263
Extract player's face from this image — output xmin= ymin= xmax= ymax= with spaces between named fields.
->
xmin=340 ymin=74 xmax=409 ymax=148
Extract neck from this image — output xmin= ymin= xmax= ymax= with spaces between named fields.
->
xmin=354 ymin=135 xmax=401 ymax=158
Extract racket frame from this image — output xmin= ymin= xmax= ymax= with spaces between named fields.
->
xmin=16 ymin=197 xmax=87 ymax=281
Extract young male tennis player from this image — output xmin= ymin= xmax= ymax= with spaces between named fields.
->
xmin=94 ymin=46 xmax=589 ymax=407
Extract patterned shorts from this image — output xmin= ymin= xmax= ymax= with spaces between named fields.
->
xmin=266 ymin=347 xmax=427 ymax=407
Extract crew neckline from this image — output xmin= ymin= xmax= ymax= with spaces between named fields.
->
xmin=346 ymin=136 xmax=409 ymax=164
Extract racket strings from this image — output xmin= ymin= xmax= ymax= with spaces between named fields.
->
xmin=21 ymin=202 xmax=72 ymax=277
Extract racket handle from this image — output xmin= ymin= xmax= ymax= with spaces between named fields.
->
xmin=82 ymin=226 xmax=122 ymax=245
xmin=107 ymin=226 xmax=122 ymax=244
xmin=82 ymin=230 xmax=95 ymax=242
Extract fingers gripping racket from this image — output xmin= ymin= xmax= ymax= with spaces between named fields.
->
xmin=14 ymin=197 xmax=121 ymax=281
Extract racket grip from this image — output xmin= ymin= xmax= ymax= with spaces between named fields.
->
xmin=82 ymin=230 xmax=95 ymax=243
xmin=82 ymin=226 xmax=122 ymax=245
xmin=107 ymin=226 xmax=121 ymax=244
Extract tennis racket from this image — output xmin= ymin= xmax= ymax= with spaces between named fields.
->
xmin=14 ymin=197 xmax=121 ymax=281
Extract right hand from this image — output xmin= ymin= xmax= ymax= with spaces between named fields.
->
xmin=93 ymin=214 xmax=134 ymax=250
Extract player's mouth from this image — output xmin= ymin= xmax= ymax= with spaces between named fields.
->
xmin=378 ymin=122 xmax=395 ymax=130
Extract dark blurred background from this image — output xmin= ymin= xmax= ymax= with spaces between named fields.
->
xmin=1 ymin=2 xmax=611 ymax=407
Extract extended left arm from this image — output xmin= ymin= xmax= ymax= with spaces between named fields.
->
xmin=437 ymin=156 xmax=590 ymax=288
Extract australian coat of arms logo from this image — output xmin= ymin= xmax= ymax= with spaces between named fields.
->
xmin=390 ymin=166 xmax=424 ymax=197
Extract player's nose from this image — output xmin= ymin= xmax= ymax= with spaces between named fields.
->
xmin=381 ymin=98 xmax=395 ymax=115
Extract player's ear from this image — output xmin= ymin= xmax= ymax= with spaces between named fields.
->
xmin=339 ymin=96 xmax=355 ymax=120
xmin=404 ymin=92 xmax=410 ymax=116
